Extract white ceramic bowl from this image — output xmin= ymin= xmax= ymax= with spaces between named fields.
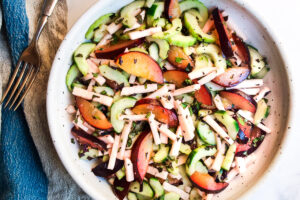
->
xmin=47 ymin=0 xmax=291 ymax=199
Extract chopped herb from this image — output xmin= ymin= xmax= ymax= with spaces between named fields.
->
xmin=252 ymin=135 xmax=265 ymax=147
xmin=146 ymin=112 xmax=151 ymax=118
xmin=181 ymin=102 xmax=188 ymax=108
xmin=116 ymin=186 xmax=124 ymax=191
xmin=92 ymin=132 xmax=99 ymax=137
xmin=226 ymin=59 xmax=233 ymax=67
xmin=111 ymin=35 xmax=119 ymax=45
xmin=184 ymin=79 xmax=192 ymax=86
xmin=71 ymin=138 xmax=75 ymax=144
xmin=144 ymin=83 xmax=148 ymax=89
xmin=237 ymin=116 xmax=245 ymax=126
xmin=92 ymin=73 xmax=98 ymax=77
xmin=93 ymin=115 xmax=101 ymax=120
xmin=127 ymin=138 xmax=132 ymax=147
xmin=188 ymin=106 xmax=193 ymax=115
xmin=175 ymin=57 xmax=185 ymax=63
xmin=101 ymin=90 xmax=107 ymax=95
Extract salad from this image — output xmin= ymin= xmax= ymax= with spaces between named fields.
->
xmin=65 ymin=0 xmax=272 ymax=199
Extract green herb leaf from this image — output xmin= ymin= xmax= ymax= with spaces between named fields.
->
xmin=175 ymin=57 xmax=185 ymax=63
xmin=116 ymin=186 xmax=124 ymax=191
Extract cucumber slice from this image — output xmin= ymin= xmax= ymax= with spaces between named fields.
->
xmin=198 ymin=109 xmax=213 ymax=118
xmin=179 ymin=0 xmax=208 ymax=27
xmin=130 ymin=181 xmax=154 ymax=199
xmin=179 ymin=165 xmax=193 ymax=187
xmin=66 ymin=64 xmax=80 ymax=91
xmin=189 ymin=187 xmax=201 ymax=200
xmin=85 ymin=13 xmax=113 ymax=40
xmin=93 ymin=86 xmax=114 ymax=96
xmin=147 ymin=2 xmax=164 ymax=26
xmin=146 ymin=0 xmax=155 ymax=8
xmin=167 ymin=161 xmax=179 ymax=175
xmin=129 ymin=47 xmax=149 ymax=54
xmin=180 ymin=143 xmax=192 ymax=155
xmin=152 ymin=18 xmax=182 ymax=40
xmin=93 ymin=24 xmax=107 ymax=43
xmin=168 ymin=34 xmax=197 ymax=47
xmin=214 ymin=111 xmax=239 ymax=140
xmin=194 ymin=160 xmax=208 ymax=173
xmin=122 ymin=70 xmax=131 ymax=79
xmin=153 ymin=18 xmax=167 ymax=28
xmin=205 ymin=81 xmax=224 ymax=92
xmin=186 ymin=146 xmax=216 ymax=176
xmin=160 ymin=192 xmax=180 ymax=200
xmin=72 ymin=82 xmax=86 ymax=89
xmin=99 ymin=65 xmax=129 ymax=87
xmin=174 ymin=94 xmax=194 ymax=104
xmin=146 ymin=37 xmax=170 ymax=59
xmin=79 ymin=146 xmax=100 ymax=160
xmin=116 ymin=167 xmax=125 ymax=180
xmin=128 ymin=192 xmax=138 ymax=200
xmin=121 ymin=0 xmax=146 ymax=28
xmin=184 ymin=12 xmax=216 ymax=43
xmin=252 ymin=66 xmax=269 ymax=79
xmin=195 ymin=54 xmax=213 ymax=70
xmin=221 ymin=143 xmax=237 ymax=171
xmin=149 ymin=43 xmax=159 ymax=61
xmin=248 ymin=46 xmax=266 ymax=76
xmin=111 ymin=97 xmax=137 ymax=133
xmin=153 ymin=144 xmax=170 ymax=163
xmin=74 ymin=43 xmax=96 ymax=75
xmin=196 ymin=121 xmax=216 ymax=145
xmin=149 ymin=178 xmax=164 ymax=198
xmin=254 ymin=99 xmax=269 ymax=124
xmin=196 ymin=43 xmax=226 ymax=69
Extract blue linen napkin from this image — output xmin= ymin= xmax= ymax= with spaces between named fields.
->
xmin=0 ymin=0 xmax=48 ymax=199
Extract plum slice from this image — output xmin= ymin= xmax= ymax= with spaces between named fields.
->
xmin=132 ymin=104 xmax=179 ymax=127
xmin=113 ymin=177 xmax=130 ymax=200
xmin=76 ymin=97 xmax=112 ymax=130
xmin=231 ymin=33 xmax=250 ymax=65
xmin=163 ymin=70 xmax=188 ymax=88
xmin=212 ymin=8 xmax=233 ymax=58
xmin=213 ymin=66 xmax=250 ymax=87
xmin=135 ymin=98 xmax=162 ymax=106
xmin=190 ymin=172 xmax=229 ymax=193
xmin=92 ymin=159 xmax=124 ymax=178
xmin=195 ymin=85 xmax=215 ymax=109
xmin=219 ymin=89 xmax=257 ymax=113
xmin=71 ymin=127 xmax=107 ymax=151
xmin=116 ymin=52 xmax=164 ymax=84
xmin=167 ymin=46 xmax=194 ymax=69
xmin=165 ymin=0 xmax=181 ymax=21
xmin=236 ymin=126 xmax=266 ymax=157
xmin=131 ymin=131 xmax=153 ymax=182
xmin=95 ymin=38 xmax=144 ymax=59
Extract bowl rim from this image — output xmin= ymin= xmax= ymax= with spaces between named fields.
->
xmin=46 ymin=0 xmax=294 ymax=199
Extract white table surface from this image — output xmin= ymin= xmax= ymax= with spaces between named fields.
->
xmin=67 ymin=0 xmax=300 ymax=199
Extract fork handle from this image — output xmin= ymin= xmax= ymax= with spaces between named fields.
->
xmin=32 ymin=0 xmax=58 ymax=43
xmin=42 ymin=0 xmax=59 ymax=16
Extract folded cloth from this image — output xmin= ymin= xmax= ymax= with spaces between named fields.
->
xmin=0 ymin=0 xmax=91 ymax=199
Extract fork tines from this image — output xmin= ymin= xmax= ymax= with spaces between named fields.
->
xmin=0 ymin=60 xmax=37 ymax=110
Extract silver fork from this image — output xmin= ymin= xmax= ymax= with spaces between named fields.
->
xmin=0 ymin=0 xmax=58 ymax=111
